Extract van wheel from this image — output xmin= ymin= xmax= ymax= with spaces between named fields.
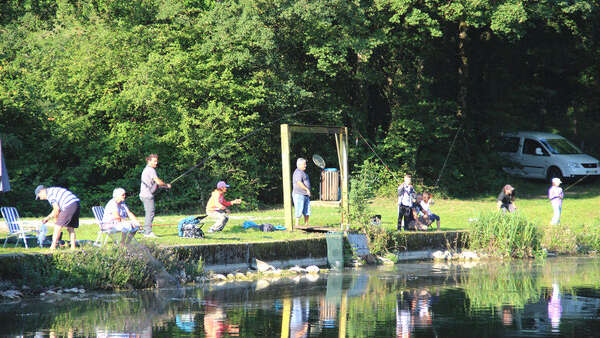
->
xmin=547 ymin=167 xmax=563 ymax=183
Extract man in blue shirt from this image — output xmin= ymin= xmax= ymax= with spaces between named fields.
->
xmin=292 ymin=157 xmax=311 ymax=227
xmin=35 ymin=185 xmax=80 ymax=250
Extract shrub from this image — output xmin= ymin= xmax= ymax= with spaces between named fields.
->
xmin=52 ymin=246 xmax=159 ymax=289
xmin=469 ymin=211 xmax=543 ymax=258
xmin=576 ymin=221 xmax=600 ymax=253
xmin=542 ymin=225 xmax=578 ymax=254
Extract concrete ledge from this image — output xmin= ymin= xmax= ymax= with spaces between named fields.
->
xmin=396 ymin=250 xmax=437 ymax=261
xmin=163 ymin=238 xmax=329 ymax=273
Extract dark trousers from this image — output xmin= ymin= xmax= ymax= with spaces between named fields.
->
xmin=398 ymin=205 xmax=414 ymax=231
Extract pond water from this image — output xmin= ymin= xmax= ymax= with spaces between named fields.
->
xmin=2 ymin=257 xmax=600 ymax=337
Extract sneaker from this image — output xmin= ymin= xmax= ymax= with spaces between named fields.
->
xmin=143 ymin=232 xmax=158 ymax=238
xmin=207 ymin=229 xmax=214 ymax=233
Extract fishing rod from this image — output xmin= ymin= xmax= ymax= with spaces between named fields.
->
xmin=563 ymin=174 xmax=590 ymax=192
xmin=168 ymin=108 xmax=317 ymax=185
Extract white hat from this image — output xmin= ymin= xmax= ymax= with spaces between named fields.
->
xmin=552 ymin=177 xmax=562 ymax=185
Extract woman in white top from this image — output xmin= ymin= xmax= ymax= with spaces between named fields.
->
xmin=102 ymin=188 xmax=140 ymax=246
xmin=420 ymin=192 xmax=440 ymax=231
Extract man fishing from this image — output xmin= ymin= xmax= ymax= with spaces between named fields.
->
xmin=139 ymin=154 xmax=171 ymax=238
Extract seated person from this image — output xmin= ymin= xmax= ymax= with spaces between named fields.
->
xmin=421 ymin=192 xmax=440 ymax=230
xmin=497 ymin=184 xmax=516 ymax=213
xmin=102 ymin=187 xmax=139 ymax=246
xmin=408 ymin=194 xmax=431 ymax=231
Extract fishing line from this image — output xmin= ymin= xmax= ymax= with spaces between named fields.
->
xmin=168 ymin=108 xmax=317 ymax=185
xmin=354 ymin=130 xmax=399 ymax=183
xmin=433 ymin=124 xmax=463 ymax=188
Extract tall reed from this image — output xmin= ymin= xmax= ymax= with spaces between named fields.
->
xmin=469 ymin=211 xmax=542 ymax=258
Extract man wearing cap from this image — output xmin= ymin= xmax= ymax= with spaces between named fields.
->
xmin=205 ymin=181 xmax=242 ymax=232
xmin=35 ymin=185 xmax=80 ymax=250
xmin=292 ymin=158 xmax=311 ymax=227
xmin=548 ymin=178 xmax=564 ymax=225
xmin=139 ymin=154 xmax=171 ymax=238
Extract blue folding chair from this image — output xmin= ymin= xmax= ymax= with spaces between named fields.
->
xmin=1 ymin=206 xmax=42 ymax=248
xmin=92 ymin=206 xmax=119 ymax=246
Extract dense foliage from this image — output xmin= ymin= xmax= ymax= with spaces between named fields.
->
xmin=469 ymin=211 xmax=543 ymax=258
xmin=2 ymin=0 xmax=600 ymax=215
xmin=0 ymin=244 xmax=203 ymax=290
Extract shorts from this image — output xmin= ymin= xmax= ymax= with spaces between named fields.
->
xmin=292 ymin=193 xmax=311 ymax=218
xmin=56 ymin=202 xmax=80 ymax=228
xmin=107 ymin=220 xmax=139 ymax=233
xmin=429 ymin=213 xmax=440 ymax=222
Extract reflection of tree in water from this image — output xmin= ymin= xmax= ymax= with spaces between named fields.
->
xmin=0 ymin=288 xmax=196 ymax=336
xmin=462 ymin=261 xmax=541 ymax=311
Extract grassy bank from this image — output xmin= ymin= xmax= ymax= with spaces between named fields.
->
xmin=1 ymin=178 xmax=599 ymax=254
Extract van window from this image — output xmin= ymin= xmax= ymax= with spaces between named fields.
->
xmin=540 ymin=138 xmax=583 ymax=155
xmin=523 ymin=139 xmax=548 ymax=156
xmin=497 ymin=137 xmax=520 ymax=153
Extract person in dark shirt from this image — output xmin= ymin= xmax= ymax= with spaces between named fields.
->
xmin=497 ymin=184 xmax=516 ymax=213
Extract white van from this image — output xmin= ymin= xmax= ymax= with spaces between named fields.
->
xmin=498 ymin=131 xmax=600 ymax=181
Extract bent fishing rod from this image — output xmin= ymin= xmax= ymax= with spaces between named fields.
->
xmin=168 ymin=108 xmax=318 ymax=185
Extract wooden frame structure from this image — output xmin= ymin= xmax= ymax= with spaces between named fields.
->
xmin=280 ymin=124 xmax=349 ymax=231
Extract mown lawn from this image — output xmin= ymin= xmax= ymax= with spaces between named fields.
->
xmin=2 ymin=177 xmax=599 ymax=254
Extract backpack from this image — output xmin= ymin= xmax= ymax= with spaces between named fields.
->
xmin=260 ymin=223 xmax=275 ymax=232
xmin=178 ymin=215 xmax=207 ymax=238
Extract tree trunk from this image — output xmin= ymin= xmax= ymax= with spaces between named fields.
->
xmin=458 ymin=21 xmax=469 ymax=119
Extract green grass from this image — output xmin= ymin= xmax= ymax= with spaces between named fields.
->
xmin=2 ymin=178 xmax=600 ymax=254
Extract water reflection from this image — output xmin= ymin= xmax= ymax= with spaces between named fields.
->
xmin=4 ymin=258 xmax=600 ymax=337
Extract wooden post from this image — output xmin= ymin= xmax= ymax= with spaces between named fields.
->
xmin=280 ymin=297 xmax=291 ymax=338
xmin=341 ymin=128 xmax=349 ymax=228
xmin=281 ymin=124 xmax=294 ymax=231
xmin=338 ymin=292 xmax=348 ymax=338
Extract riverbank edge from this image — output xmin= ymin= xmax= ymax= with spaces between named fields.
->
xmin=0 ymin=231 xmax=468 ymax=291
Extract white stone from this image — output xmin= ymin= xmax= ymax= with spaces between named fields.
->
xmin=378 ymin=256 xmax=395 ymax=265
xmin=255 ymin=279 xmax=270 ymax=291
xmin=0 ymin=290 xmax=23 ymax=299
xmin=212 ymin=274 xmax=227 ymax=281
xmin=255 ymin=259 xmax=275 ymax=272
xmin=460 ymin=251 xmax=479 ymax=260
xmin=306 ymin=265 xmax=320 ymax=274
xmin=288 ymin=266 xmax=306 ymax=274
xmin=304 ymin=274 xmax=320 ymax=282
xmin=432 ymin=250 xmax=451 ymax=260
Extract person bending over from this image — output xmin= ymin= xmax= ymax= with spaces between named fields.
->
xmin=206 ymin=181 xmax=242 ymax=233
xmin=36 ymin=185 xmax=80 ymax=250
xmin=497 ymin=184 xmax=516 ymax=213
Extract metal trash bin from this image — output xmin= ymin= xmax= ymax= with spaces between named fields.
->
xmin=320 ymin=168 xmax=340 ymax=201
xmin=326 ymin=232 xmax=344 ymax=270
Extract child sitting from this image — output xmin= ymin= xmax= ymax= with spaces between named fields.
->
xmin=409 ymin=194 xmax=431 ymax=231
xmin=420 ymin=191 xmax=440 ymax=231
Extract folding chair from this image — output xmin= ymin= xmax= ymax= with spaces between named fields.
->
xmin=92 ymin=206 xmax=119 ymax=246
xmin=1 ymin=206 xmax=41 ymax=248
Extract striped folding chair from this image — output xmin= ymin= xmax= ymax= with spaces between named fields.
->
xmin=1 ymin=207 xmax=40 ymax=248
xmin=92 ymin=206 xmax=118 ymax=246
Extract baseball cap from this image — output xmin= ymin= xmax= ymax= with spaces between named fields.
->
xmin=552 ymin=177 xmax=562 ymax=184
xmin=217 ymin=181 xmax=230 ymax=189
xmin=34 ymin=185 xmax=45 ymax=199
